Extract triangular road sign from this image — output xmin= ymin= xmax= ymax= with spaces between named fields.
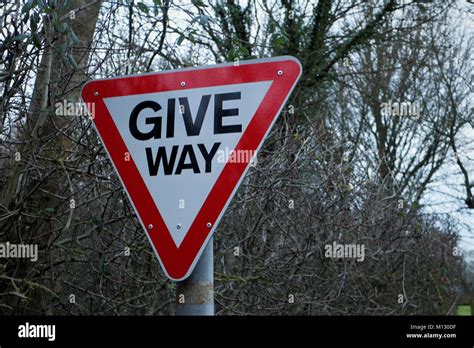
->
xmin=81 ymin=56 xmax=302 ymax=280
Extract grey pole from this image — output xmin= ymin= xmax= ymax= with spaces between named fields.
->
xmin=175 ymin=238 xmax=214 ymax=315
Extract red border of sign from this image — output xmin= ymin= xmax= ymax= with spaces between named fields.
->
xmin=81 ymin=56 xmax=302 ymax=280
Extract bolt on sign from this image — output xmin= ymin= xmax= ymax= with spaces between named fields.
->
xmin=81 ymin=56 xmax=302 ymax=280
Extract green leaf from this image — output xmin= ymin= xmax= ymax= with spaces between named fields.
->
xmin=54 ymin=14 xmax=64 ymax=33
xmin=21 ymin=0 xmax=34 ymax=14
xmin=201 ymin=15 xmax=210 ymax=25
xmin=176 ymin=34 xmax=185 ymax=46
xmin=33 ymin=11 xmax=40 ymax=24
xmin=96 ymin=255 xmax=111 ymax=275
xmin=196 ymin=14 xmax=209 ymax=25
xmin=58 ymin=42 xmax=67 ymax=56
xmin=191 ymin=0 xmax=207 ymax=7
xmin=137 ymin=2 xmax=149 ymax=14
xmin=32 ymin=32 xmax=41 ymax=48
xmin=191 ymin=15 xmax=209 ymax=25
xmin=30 ymin=16 xmax=37 ymax=32
xmin=69 ymin=29 xmax=80 ymax=44
xmin=153 ymin=3 xmax=160 ymax=16
xmin=239 ymin=45 xmax=249 ymax=57
xmin=153 ymin=0 xmax=162 ymax=4
xmin=62 ymin=22 xmax=69 ymax=34
xmin=274 ymin=35 xmax=287 ymax=48
xmin=36 ymin=0 xmax=45 ymax=10
xmin=66 ymin=54 xmax=79 ymax=69
xmin=13 ymin=34 xmax=29 ymax=41
xmin=228 ymin=46 xmax=238 ymax=60
xmin=97 ymin=255 xmax=106 ymax=273
xmin=58 ymin=292 xmax=69 ymax=305
xmin=91 ymin=217 xmax=101 ymax=226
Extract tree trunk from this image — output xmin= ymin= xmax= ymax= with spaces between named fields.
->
xmin=0 ymin=0 xmax=102 ymax=314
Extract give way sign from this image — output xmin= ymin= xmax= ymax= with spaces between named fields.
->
xmin=81 ymin=56 xmax=302 ymax=280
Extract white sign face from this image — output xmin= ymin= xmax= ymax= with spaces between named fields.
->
xmin=104 ymin=81 xmax=271 ymax=247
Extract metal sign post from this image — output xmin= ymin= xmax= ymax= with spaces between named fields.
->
xmin=176 ymin=238 xmax=214 ymax=315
